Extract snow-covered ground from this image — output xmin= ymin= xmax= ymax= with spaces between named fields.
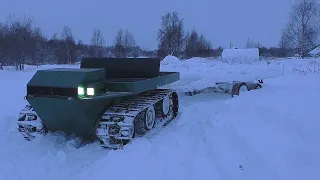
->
xmin=0 ymin=56 xmax=319 ymax=180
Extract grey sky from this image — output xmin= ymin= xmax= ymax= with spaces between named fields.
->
xmin=0 ymin=0 xmax=294 ymax=49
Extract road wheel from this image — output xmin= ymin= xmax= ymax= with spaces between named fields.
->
xmin=134 ymin=105 xmax=156 ymax=135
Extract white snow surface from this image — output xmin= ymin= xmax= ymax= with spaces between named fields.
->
xmin=161 ymin=55 xmax=181 ymax=65
xmin=1 ymin=56 xmax=320 ymax=180
xmin=221 ymin=48 xmax=260 ymax=64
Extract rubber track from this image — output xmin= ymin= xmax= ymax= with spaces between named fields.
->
xmin=100 ymin=88 xmax=174 ymax=120
xmin=97 ymin=88 xmax=176 ymax=148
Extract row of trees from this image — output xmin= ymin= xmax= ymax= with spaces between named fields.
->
xmin=156 ymin=0 xmax=320 ymax=59
xmin=242 ymin=0 xmax=320 ymax=58
xmin=0 ymin=0 xmax=319 ymax=70
xmin=0 ymin=12 xmax=215 ymax=70
xmin=157 ymin=11 xmax=213 ymax=59
xmin=0 ymin=15 xmax=147 ymax=70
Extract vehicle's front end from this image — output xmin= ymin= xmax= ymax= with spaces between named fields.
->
xmin=17 ymin=67 xmax=123 ymax=141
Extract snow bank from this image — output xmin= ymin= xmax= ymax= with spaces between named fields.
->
xmin=161 ymin=55 xmax=181 ymax=66
xmin=221 ymin=48 xmax=260 ymax=64
xmin=214 ymin=75 xmax=320 ymax=180
xmin=76 ymin=74 xmax=320 ymax=180
xmin=1 ymin=57 xmax=320 ymax=180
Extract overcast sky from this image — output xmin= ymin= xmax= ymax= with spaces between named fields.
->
xmin=0 ymin=0 xmax=295 ymax=49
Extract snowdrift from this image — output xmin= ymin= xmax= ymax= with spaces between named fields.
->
xmin=1 ymin=57 xmax=320 ymax=180
xmin=222 ymin=48 xmax=259 ymax=64
xmin=161 ymin=55 xmax=182 ymax=66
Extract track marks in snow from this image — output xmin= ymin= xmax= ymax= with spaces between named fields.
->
xmin=1 ymin=63 xmax=320 ymax=180
xmin=75 ymin=98 xmax=226 ymax=180
xmin=0 ymin=135 xmax=106 ymax=180
xmin=218 ymin=77 xmax=320 ymax=180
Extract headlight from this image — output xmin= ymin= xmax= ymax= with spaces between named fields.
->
xmin=87 ymin=88 xmax=94 ymax=96
xmin=78 ymin=87 xmax=84 ymax=95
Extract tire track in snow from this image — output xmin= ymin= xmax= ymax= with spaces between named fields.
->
xmin=181 ymin=93 xmax=282 ymax=180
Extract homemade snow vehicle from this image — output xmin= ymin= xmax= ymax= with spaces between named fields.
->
xmin=17 ymin=57 xmax=180 ymax=148
xmin=17 ymin=57 xmax=263 ymax=149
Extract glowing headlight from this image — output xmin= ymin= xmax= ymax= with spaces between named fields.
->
xmin=87 ymin=88 xmax=94 ymax=96
xmin=78 ymin=87 xmax=84 ymax=95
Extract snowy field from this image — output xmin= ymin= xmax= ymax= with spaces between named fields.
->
xmin=0 ymin=56 xmax=320 ymax=180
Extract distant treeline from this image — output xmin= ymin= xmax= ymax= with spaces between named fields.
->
xmin=0 ymin=0 xmax=319 ymax=70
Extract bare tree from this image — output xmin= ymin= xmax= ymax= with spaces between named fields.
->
xmin=0 ymin=14 xmax=148 ymax=67
xmin=197 ymin=34 xmax=212 ymax=57
xmin=0 ymin=23 xmax=6 ymax=67
xmin=89 ymin=28 xmax=105 ymax=57
xmin=246 ymin=38 xmax=254 ymax=48
xmin=47 ymin=33 xmax=62 ymax=64
xmin=184 ymin=29 xmax=199 ymax=58
xmin=246 ymin=37 xmax=261 ymax=48
xmin=157 ymin=11 xmax=184 ymax=58
xmin=113 ymin=29 xmax=124 ymax=58
xmin=61 ymin=26 xmax=76 ymax=64
xmin=31 ymin=27 xmax=47 ymax=66
xmin=123 ymin=29 xmax=136 ymax=57
xmin=283 ymin=0 xmax=320 ymax=57
xmin=91 ymin=28 xmax=105 ymax=46
xmin=278 ymin=28 xmax=292 ymax=57
xmin=183 ymin=29 xmax=212 ymax=58
xmin=1 ymin=15 xmax=41 ymax=70
xmin=113 ymin=28 xmax=136 ymax=57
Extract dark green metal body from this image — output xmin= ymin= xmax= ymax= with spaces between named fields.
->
xmin=25 ymin=58 xmax=179 ymax=138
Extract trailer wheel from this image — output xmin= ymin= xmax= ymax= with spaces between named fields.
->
xmin=231 ymin=82 xmax=248 ymax=97
xmin=134 ymin=105 xmax=156 ymax=135
xmin=255 ymin=83 xmax=262 ymax=89
xmin=171 ymin=92 xmax=179 ymax=118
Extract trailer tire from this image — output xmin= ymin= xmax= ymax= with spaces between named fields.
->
xmin=171 ymin=92 xmax=179 ymax=118
xmin=248 ymin=83 xmax=262 ymax=90
xmin=231 ymin=82 xmax=248 ymax=97
xmin=255 ymin=83 xmax=262 ymax=89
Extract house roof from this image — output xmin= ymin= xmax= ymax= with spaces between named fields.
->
xmin=309 ymin=46 xmax=320 ymax=56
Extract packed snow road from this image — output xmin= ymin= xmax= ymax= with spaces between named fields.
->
xmin=0 ymin=57 xmax=319 ymax=180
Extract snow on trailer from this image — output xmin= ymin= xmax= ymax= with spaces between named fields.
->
xmin=160 ymin=55 xmax=264 ymax=97
xmin=169 ymin=78 xmax=263 ymax=97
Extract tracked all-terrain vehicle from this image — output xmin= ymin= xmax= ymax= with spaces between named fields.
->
xmin=17 ymin=58 xmax=180 ymax=148
xmin=17 ymin=57 xmax=264 ymax=149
